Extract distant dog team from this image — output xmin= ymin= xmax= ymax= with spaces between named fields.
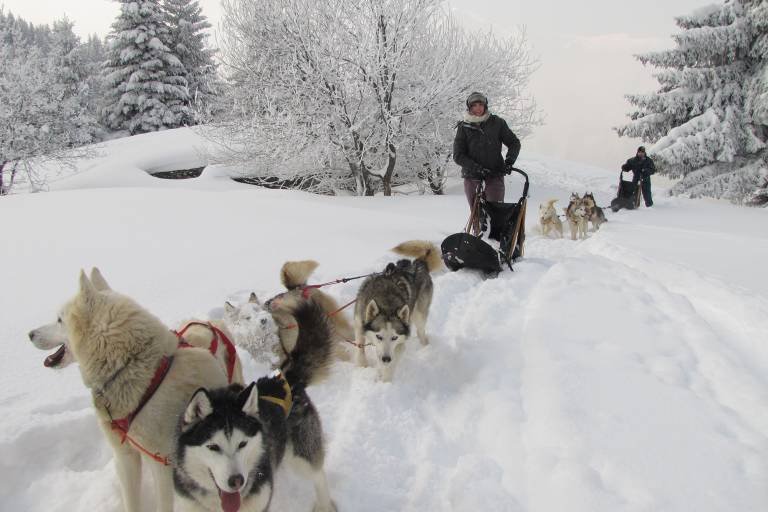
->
xmin=538 ymin=192 xmax=607 ymax=240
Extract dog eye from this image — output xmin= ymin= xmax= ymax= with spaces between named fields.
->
xmin=206 ymin=444 xmax=221 ymax=452
xmin=376 ymin=334 xmax=383 ymax=341
xmin=237 ymin=441 xmax=247 ymax=450
xmin=391 ymin=336 xmax=398 ymax=341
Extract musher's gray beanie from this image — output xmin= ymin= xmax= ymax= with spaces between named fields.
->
xmin=466 ymin=92 xmax=488 ymax=109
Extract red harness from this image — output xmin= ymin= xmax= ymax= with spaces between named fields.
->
xmin=173 ymin=321 xmax=238 ymax=384
xmin=109 ymin=355 xmax=174 ymax=465
xmin=108 ymin=322 xmax=238 ymax=465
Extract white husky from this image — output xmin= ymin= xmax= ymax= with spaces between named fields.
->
xmin=539 ymin=198 xmax=564 ymax=238
xmin=224 ymin=260 xmax=355 ymax=365
xmin=27 ymin=269 xmax=243 ymax=512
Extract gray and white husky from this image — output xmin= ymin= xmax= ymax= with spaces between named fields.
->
xmin=353 ymin=240 xmax=442 ymax=382
xmin=582 ymin=192 xmax=607 ymax=231
xmin=174 ymin=296 xmax=337 ymax=512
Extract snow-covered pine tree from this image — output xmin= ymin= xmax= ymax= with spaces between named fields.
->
xmin=78 ymin=34 xmax=109 ymax=130
xmin=616 ymin=0 xmax=768 ymax=204
xmin=102 ymin=0 xmax=191 ymax=134
xmin=163 ymin=0 xmax=219 ymax=123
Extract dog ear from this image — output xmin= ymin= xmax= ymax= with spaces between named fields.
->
xmin=78 ymin=270 xmax=97 ymax=302
xmin=183 ymin=388 xmax=213 ymax=428
xmin=248 ymin=292 xmax=260 ymax=305
xmin=90 ymin=267 xmax=111 ymax=291
xmin=365 ymin=300 xmax=380 ymax=323
xmin=224 ymin=301 xmax=236 ymax=315
xmin=240 ymin=382 xmax=259 ymax=417
xmin=397 ymin=304 xmax=410 ymax=324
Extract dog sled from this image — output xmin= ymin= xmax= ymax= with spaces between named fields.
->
xmin=610 ymin=170 xmax=642 ymax=212
xmin=441 ymin=167 xmax=529 ymax=275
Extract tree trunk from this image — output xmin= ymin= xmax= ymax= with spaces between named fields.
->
xmin=348 ymin=159 xmax=374 ymax=196
xmin=0 ymin=161 xmax=5 ymax=196
xmin=382 ymin=142 xmax=396 ymax=196
xmin=9 ymin=162 xmax=18 ymax=192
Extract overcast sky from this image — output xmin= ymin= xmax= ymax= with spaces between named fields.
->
xmin=3 ymin=0 xmax=717 ymax=170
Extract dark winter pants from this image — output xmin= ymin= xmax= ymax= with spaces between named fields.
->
xmin=464 ymin=176 xmax=505 ymax=209
xmin=633 ymin=174 xmax=653 ymax=207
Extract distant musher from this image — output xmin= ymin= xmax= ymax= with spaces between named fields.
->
xmin=621 ymin=146 xmax=655 ymax=207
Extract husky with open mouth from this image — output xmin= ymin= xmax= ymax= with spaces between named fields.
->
xmin=174 ymin=295 xmax=337 ymax=512
xmin=26 ymin=268 xmax=243 ymax=512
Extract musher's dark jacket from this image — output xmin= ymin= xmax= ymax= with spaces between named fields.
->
xmin=621 ymin=155 xmax=656 ymax=179
xmin=453 ymin=114 xmax=520 ymax=179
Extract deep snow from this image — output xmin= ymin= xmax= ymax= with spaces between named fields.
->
xmin=1 ymin=128 xmax=767 ymax=511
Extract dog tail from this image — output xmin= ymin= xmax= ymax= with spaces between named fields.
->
xmin=279 ymin=298 xmax=334 ymax=388
xmin=280 ymin=260 xmax=319 ymax=290
xmin=392 ymin=240 xmax=442 ymax=273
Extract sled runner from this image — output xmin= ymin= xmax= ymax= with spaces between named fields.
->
xmin=441 ymin=167 xmax=529 ymax=274
xmin=610 ymin=170 xmax=642 ymax=212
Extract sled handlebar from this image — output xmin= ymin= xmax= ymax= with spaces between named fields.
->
xmin=509 ymin=167 xmax=530 ymax=198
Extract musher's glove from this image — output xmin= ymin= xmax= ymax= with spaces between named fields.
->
xmin=504 ymin=162 xmax=515 ymax=175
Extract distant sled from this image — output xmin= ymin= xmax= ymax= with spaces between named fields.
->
xmin=441 ymin=167 xmax=529 ymax=275
xmin=610 ymin=170 xmax=641 ymax=212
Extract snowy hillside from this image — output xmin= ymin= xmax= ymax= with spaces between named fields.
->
xmin=2 ymin=129 xmax=767 ymax=511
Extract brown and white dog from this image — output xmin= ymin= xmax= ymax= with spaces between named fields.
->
xmin=224 ymin=260 xmax=355 ymax=366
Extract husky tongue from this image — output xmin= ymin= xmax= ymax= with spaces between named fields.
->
xmin=219 ymin=490 xmax=241 ymax=512
xmin=44 ymin=345 xmax=66 ymax=368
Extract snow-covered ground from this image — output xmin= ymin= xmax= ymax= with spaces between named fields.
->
xmin=2 ymin=129 xmax=767 ymax=511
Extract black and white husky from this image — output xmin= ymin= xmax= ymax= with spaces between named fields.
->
xmin=174 ymin=297 xmax=337 ymax=512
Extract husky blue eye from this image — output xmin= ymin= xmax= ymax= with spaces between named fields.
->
xmin=238 ymin=441 xmax=247 ymax=450
xmin=206 ymin=444 xmax=220 ymax=452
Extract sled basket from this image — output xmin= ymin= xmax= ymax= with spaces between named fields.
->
xmin=611 ymin=171 xmax=641 ymax=212
xmin=442 ymin=167 xmax=529 ymax=274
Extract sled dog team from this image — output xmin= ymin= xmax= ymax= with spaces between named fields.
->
xmin=27 ymin=240 xmax=440 ymax=512
xmin=539 ymin=192 xmax=607 ymax=240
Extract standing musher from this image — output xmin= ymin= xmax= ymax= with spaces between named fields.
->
xmin=621 ymin=145 xmax=655 ymax=207
xmin=453 ymin=92 xmax=521 ymax=210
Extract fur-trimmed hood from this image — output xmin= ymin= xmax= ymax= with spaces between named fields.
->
xmin=463 ymin=111 xmax=490 ymax=124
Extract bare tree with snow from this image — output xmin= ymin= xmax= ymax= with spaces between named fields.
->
xmin=617 ymin=0 xmax=768 ymax=205
xmin=215 ymin=0 xmax=538 ymax=196
xmin=0 ymin=11 xmax=99 ymax=195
